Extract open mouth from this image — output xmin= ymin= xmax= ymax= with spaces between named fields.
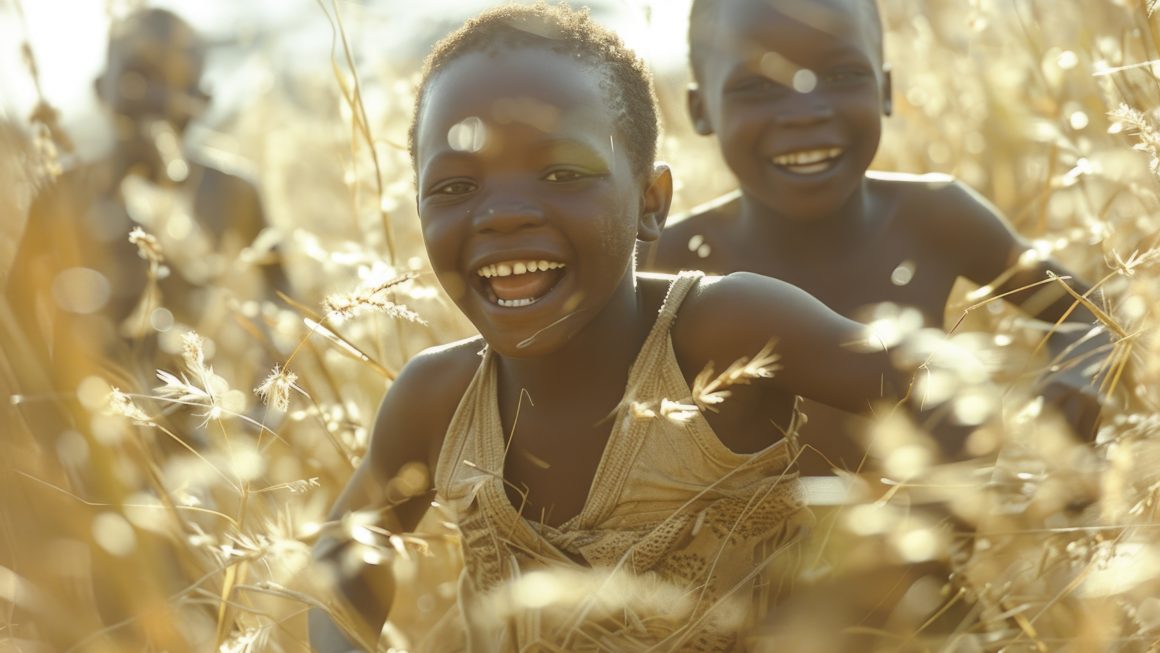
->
xmin=476 ymin=259 xmax=567 ymax=308
xmin=771 ymin=147 xmax=844 ymax=175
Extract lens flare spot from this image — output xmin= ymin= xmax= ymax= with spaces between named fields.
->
xmin=52 ymin=267 xmax=111 ymax=314
xmin=77 ymin=376 xmax=112 ymax=410
xmin=953 ymin=391 xmax=995 ymax=426
xmin=895 ymin=528 xmax=941 ymax=563
xmin=93 ymin=512 xmax=137 ymax=557
xmin=792 ymin=68 xmax=818 ymax=93
xmin=448 ymin=116 xmax=486 ymax=153
xmin=845 ymin=504 xmax=895 ymax=536
xmin=890 ymin=260 xmax=916 ymax=286
xmin=55 ymin=429 xmax=90 ymax=467
xmin=512 ymin=571 xmax=564 ymax=609
xmin=885 ymin=444 xmax=932 ymax=479
xmin=150 ymin=307 xmax=175 ymax=332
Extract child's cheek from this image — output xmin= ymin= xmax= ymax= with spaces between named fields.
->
xmin=436 ymin=269 xmax=469 ymax=303
xmin=596 ymin=209 xmax=636 ymax=256
xmin=420 ymin=218 xmax=469 ymax=302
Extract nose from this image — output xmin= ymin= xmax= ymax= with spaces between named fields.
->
xmin=774 ymin=94 xmax=835 ymax=127
xmin=471 ymin=197 xmax=545 ymax=234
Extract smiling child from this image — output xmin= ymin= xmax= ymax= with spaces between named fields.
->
xmin=646 ymin=0 xmax=1105 ymax=475
xmin=309 ymin=4 xmax=936 ymax=651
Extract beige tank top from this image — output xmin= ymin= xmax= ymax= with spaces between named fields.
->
xmin=432 ymin=272 xmax=814 ymax=652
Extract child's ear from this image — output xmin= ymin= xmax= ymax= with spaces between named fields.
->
xmin=687 ymin=84 xmax=713 ymax=136
xmin=881 ymin=64 xmax=893 ymax=117
xmin=195 ymin=86 xmax=213 ymax=109
xmin=637 ymin=163 xmax=673 ymax=242
xmin=94 ymin=74 xmax=109 ymax=104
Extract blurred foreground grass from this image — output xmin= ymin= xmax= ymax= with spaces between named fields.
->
xmin=2 ymin=1 xmax=1160 ymax=651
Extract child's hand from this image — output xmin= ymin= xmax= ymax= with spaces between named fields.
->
xmin=1038 ymin=367 xmax=1103 ymax=442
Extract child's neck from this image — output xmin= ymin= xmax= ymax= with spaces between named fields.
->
xmin=493 ymin=275 xmax=654 ymax=402
xmin=739 ymin=179 xmax=875 ymax=249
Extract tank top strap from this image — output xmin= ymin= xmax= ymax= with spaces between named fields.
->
xmin=654 ymin=270 xmax=703 ymax=332
xmin=625 ymin=270 xmax=703 ymax=387
xmin=434 ymin=345 xmax=494 ymax=497
xmin=575 ymin=272 xmax=705 ymax=525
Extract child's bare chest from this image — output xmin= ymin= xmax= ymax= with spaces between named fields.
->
xmin=500 ymin=406 xmax=614 ymax=528
xmin=720 ymin=226 xmax=959 ymax=325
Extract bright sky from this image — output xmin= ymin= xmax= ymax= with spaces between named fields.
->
xmin=0 ymin=0 xmax=690 ymax=155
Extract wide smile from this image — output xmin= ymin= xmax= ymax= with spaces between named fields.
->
xmin=770 ymin=147 xmax=844 ymax=176
xmin=475 ymin=258 xmax=568 ymax=308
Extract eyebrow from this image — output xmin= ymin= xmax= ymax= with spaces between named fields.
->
xmin=419 ymin=149 xmax=476 ymax=182
xmin=419 ymin=131 xmax=614 ymax=180
xmin=538 ymin=137 xmax=610 ymax=159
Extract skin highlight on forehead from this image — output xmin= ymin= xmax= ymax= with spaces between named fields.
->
xmin=422 ymin=47 xmax=611 ymax=151
xmin=417 ymin=49 xmax=622 ymax=180
xmin=408 ymin=3 xmax=659 ymax=180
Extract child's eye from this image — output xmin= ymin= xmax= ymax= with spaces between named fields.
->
xmin=730 ymin=77 xmax=780 ymax=94
xmin=823 ymin=69 xmax=869 ymax=84
xmin=543 ymin=169 xmax=588 ymax=182
xmin=429 ymin=179 xmax=476 ymax=196
xmin=733 ymin=77 xmax=770 ymax=92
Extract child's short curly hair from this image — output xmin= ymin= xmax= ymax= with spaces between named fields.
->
xmin=688 ymin=0 xmax=883 ymax=80
xmin=408 ymin=2 xmax=659 ymax=179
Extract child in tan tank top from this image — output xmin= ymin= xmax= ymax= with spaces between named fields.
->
xmin=309 ymin=4 xmax=960 ymax=651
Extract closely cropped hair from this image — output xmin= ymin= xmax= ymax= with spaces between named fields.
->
xmin=108 ymin=8 xmax=203 ymax=62
xmin=408 ymin=2 xmax=659 ymax=178
xmin=688 ymin=0 xmax=884 ymax=79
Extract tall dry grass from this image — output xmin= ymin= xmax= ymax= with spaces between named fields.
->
xmin=1 ymin=0 xmax=1159 ymax=651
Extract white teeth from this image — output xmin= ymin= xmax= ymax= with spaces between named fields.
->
xmin=786 ymin=161 xmax=831 ymax=174
xmin=476 ymin=259 xmax=566 ymax=278
xmin=772 ymin=147 xmax=843 ymax=167
xmin=497 ymin=297 xmax=539 ymax=308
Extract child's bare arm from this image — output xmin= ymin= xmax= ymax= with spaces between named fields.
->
xmin=927 ymin=181 xmax=1107 ymax=437
xmin=927 ymin=181 xmax=1091 ymax=323
xmin=309 ymin=341 xmax=480 ymax=652
xmin=678 ymin=273 xmax=906 ymax=418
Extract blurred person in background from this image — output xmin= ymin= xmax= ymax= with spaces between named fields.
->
xmin=7 ymin=7 xmax=286 ymax=385
xmin=2 ymin=9 xmax=287 ymax=648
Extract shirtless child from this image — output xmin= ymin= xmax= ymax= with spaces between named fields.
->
xmin=8 ymin=8 xmax=286 ymax=371
xmin=648 ymin=0 xmax=1104 ymax=474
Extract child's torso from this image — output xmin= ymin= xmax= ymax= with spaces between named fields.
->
xmin=431 ymin=272 xmax=812 ymax=651
xmin=658 ymin=177 xmax=964 ymax=327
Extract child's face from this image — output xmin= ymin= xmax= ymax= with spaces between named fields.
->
xmin=414 ymin=47 xmax=663 ymax=357
xmin=98 ymin=28 xmax=207 ymax=143
xmin=689 ymin=0 xmax=890 ymax=221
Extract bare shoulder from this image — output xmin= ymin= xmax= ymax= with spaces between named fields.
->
xmin=673 ymin=272 xmax=838 ymax=371
xmin=672 ymin=272 xmax=894 ymax=415
xmin=192 ymin=148 xmax=261 ymax=190
xmin=868 ymin=171 xmax=1001 ymax=234
xmin=366 ymin=336 xmax=485 ymax=476
xmin=193 ymin=157 xmax=262 ymax=203
xmin=648 ymin=190 xmax=742 ymax=273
